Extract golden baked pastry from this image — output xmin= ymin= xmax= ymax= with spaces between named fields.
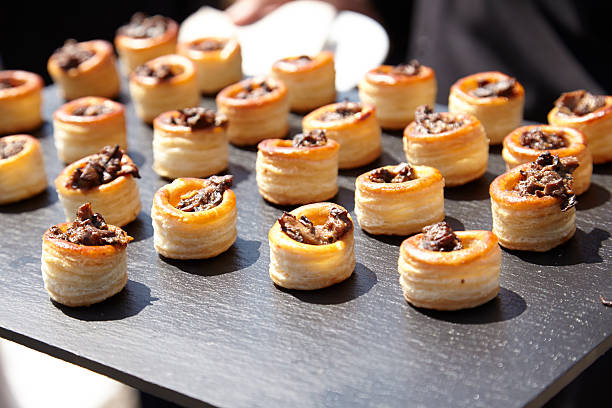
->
xmin=0 ymin=134 xmax=47 ymax=205
xmin=448 ymin=71 xmax=524 ymax=145
xmin=302 ymin=101 xmax=381 ymax=169
xmin=47 ymin=39 xmax=120 ymax=101
xmin=358 ymin=60 xmax=437 ymax=130
xmin=270 ymin=52 xmax=336 ymax=112
xmin=269 ymin=203 xmax=355 ymax=290
xmin=151 ymin=176 xmax=237 ymax=259
xmin=216 ymin=77 xmax=289 ymax=146
xmin=153 ymin=107 xmax=229 ymax=179
xmin=0 ymin=70 xmax=43 ymax=135
xmin=115 ymin=13 xmax=179 ymax=74
xmin=256 ymin=130 xmax=339 ymax=205
xmin=177 ymin=37 xmax=243 ymax=94
xmin=355 ymin=163 xmax=445 ymax=235
xmin=41 ymin=203 xmax=132 ymax=307
xmin=53 ymin=97 xmax=127 ymax=164
xmin=403 ymin=105 xmax=488 ymax=187
xmin=547 ymin=90 xmax=612 ymax=164
xmin=129 ymin=54 xmax=200 ymax=123
xmin=55 ymin=145 xmax=141 ymax=227
xmin=398 ymin=221 xmax=501 ymax=311
xmin=502 ymin=125 xmax=592 ymax=195
xmin=490 ymin=152 xmax=578 ymax=251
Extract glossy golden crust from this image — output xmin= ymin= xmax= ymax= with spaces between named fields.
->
xmin=41 ymin=223 xmax=128 ymax=307
xmin=55 ymin=155 xmax=141 ymax=227
xmin=448 ymin=71 xmax=524 ymax=145
xmin=502 ymin=125 xmax=592 ymax=194
xmin=151 ymin=178 xmax=237 ymax=259
xmin=489 ymin=165 xmax=576 ymax=251
xmin=270 ymin=52 xmax=336 ymax=112
xmin=216 ymin=77 xmax=289 ymax=145
xmin=302 ymin=103 xmax=381 ymax=169
xmin=53 ymin=97 xmax=127 ymax=164
xmin=0 ymin=70 xmax=43 ymax=135
xmin=115 ymin=18 xmax=179 ymax=73
xmin=0 ymin=135 xmax=47 ymax=205
xmin=403 ymin=112 xmax=489 ymax=187
xmin=256 ymin=138 xmax=339 ymax=205
xmin=177 ymin=37 xmax=243 ymax=94
xmin=47 ymin=40 xmax=120 ymax=100
xmin=268 ymin=203 xmax=355 ymax=290
xmin=547 ymin=96 xmax=612 ymax=164
xmin=358 ymin=65 xmax=437 ymax=129
xmin=398 ymin=231 xmax=501 ymax=310
xmin=355 ymin=165 xmax=445 ymax=235
xmin=129 ymin=54 xmax=200 ymax=123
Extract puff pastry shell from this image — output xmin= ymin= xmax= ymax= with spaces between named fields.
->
xmin=0 ymin=135 xmax=47 ymax=205
xmin=0 ymin=70 xmax=43 ymax=135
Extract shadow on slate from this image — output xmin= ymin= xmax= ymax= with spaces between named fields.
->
xmin=53 ymin=280 xmax=157 ymax=321
xmin=338 ymin=151 xmax=399 ymax=178
xmin=508 ymin=228 xmax=610 ymax=266
xmin=489 ymin=144 xmax=503 ymax=156
xmin=445 ymin=171 xmax=498 ymax=201
xmin=225 ymin=162 xmax=251 ymax=186
xmin=364 ymin=231 xmax=405 ymax=247
xmin=0 ymin=187 xmax=58 ymax=213
xmin=333 ymin=186 xmax=356 ymax=212
xmin=576 ymin=183 xmax=610 ymax=211
xmin=592 ymin=163 xmax=612 ymax=175
xmin=160 ymin=237 xmax=261 ymax=277
xmin=123 ymin=212 xmax=153 ymax=243
xmin=127 ymin=149 xmax=147 ymax=168
xmin=277 ymin=262 xmax=377 ymax=305
xmin=415 ymin=287 xmax=527 ymax=324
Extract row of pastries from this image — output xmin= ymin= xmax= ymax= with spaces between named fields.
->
xmin=0 ymin=12 xmax=607 ymax=312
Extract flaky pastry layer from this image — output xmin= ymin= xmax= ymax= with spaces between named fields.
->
xmin=0 ymin=135 xmax=47 ymax=205
xmin=0 ymin=70 xmax=43 ymax=134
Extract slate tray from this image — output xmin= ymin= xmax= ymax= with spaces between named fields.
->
xmin=0 ymin=84 xmax=611 ymax=408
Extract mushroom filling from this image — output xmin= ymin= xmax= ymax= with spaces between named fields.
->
xmin=317 ymin=102 xmax=362 ymax=122
xmin=133 ymin=63 xmax=177 ymax=81
xmin=469 ymin=78 xmax=517 ymax=98
xmin=54 ymin=39 xmax=95 ymax=71
xmin=414 ymin=105 xmax=463 ymax=134
xmin=68 ymin=145 xmax=140 ymax=190
xmin=387 ymin=60 xmax=421 ymax=76
xmin=0 ymin=139 xmax=26 ymax=160
xmin=279 ymin=207 xmax=352 ymax=245
xmin=0 ymin=78 xmax=22 ymax=89
xmin=164 ymin=107 xmax=227 ymax=129
xmin=175 ymin=175 xmax=233 ymax=212
xmin=555 ymin=90 xmax=606 ymax=117
xmin=235 ymin=81 xmax=276 ymax=99
xmin=369 ymin=163 xmax=416 ymax=183
xmin=118 ymin=13 xmax=169 ymax=39
xmin=519 ymin=127 xmax=567 ymax=150
xmin=190 ymin=39 xmax=227 ymax=52
xmin=292 ymin=129 xmax=327 ymax=148
xmin=72 ymin=104 xmax=114 ymax=116
xmin=419 ymin=221 xmax=463 ymax=252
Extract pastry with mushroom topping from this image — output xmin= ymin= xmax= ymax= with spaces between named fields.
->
xmin=115 ymin=13 xmax=179 ymax=74
xmin=217 ymin=77 xmax=289 ymax=145
xmin=0 ymin=135 xmax=47 ymax=205
xmin=53 ymin=97 xmax=127 ymax=164
xmin=403 ymin=105 xmax=489 ymax=186
xmin=268 ymin=203 xmax=355 ymax=290
xmin=355 ymin=163 xmax=444 ymax=235
xmin=151 ymin=176 xmax=237 ymax=259
xmin=302 ymin=101 xmax=381 ymax=169
xmin=398 ymin=221 xmax=501 ymax=311
xmin=358 ymin=60 xmax=437 ymax=129
xmin=0 ymin=70 xmax=43 ymax=135
xmin=47 ymin=39 xmax=120 ymax=100
xmin=256 ymin=129 xmax=339 ymax=205
xmin=41 ymin=203 xmax=132 ymax=307
xmin=270 ymin=52 xmax=336 ymax=112
xmin=502 ymin=125 xmax=592 ymax=194
xmin=129 ymin=54 xmax=199 ymax=123
xmin=490 ymin=152 xmax=578 ymax=251
xmin=448 ymin=71 xmax=524 ymax=145
xmin=177 ymin=37 xmax=242 ymax=94
xmin=55 ymin=145 xmax=141 ymax=227
xmin=547 ymin=90 xmax=612 ymax=164
xmin=153 ymin=107 xmax=229 ymax=179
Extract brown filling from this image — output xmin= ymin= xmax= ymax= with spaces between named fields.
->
xmin=369 ymin=163 xmax=416 ymax=183
xmin=118 ymin=13 xmax=169 ymax=39
xmin=235 ymin=81 xmax=276 ymax=99
xmin=414 ymin=105 xmax=463 ymax=134
xmin=419 ymin=221 xmax=463 ymax=252
xmin=317 ymin=102 xmax=362 ymax=122
xmin=68 ymin=145 xmax=140 ymax=191
xmin=292 ymin=129 xmax=327 ymax=148
xmin=133 ymin=63 xmax=177 ymax=81
xmin=387 ymin=59 xmax=421 ymax=76
xmin=47 ymin=203 xmax=130 ymax=247
xmin=0 ymin=78 xmax=22 ymax=89
xmin=279 ymin=207 xmax=352 ymax=245
xmin=164 ymin=107 xmax=227 ymax=129
xmin=520 ymin=128 xmax=567 ymax=150
xmin=0 ymin=139 xmax=26 ymax=160
xmin=72 ymin=104 xmax=114 ymax=117
xmin=555 ymin=90 xmax=606 ymax=117
xmin=175 ymin=175 xmax=233 ymax=212
xmin=469 ymin=78 xmax=517 ymax=98
xmin=285 ymin=55 xmax=312 ymax=65
xmin=514 ymin=152 xmax=578 ymax=211
xmin=190 ymin=39 xmax=227 ymax=52
xmin=54 ymin=39 xmax=95 ymax=71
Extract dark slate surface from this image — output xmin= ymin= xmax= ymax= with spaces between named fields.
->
xmin=0 ymin=85 xmax=611 ymax=408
